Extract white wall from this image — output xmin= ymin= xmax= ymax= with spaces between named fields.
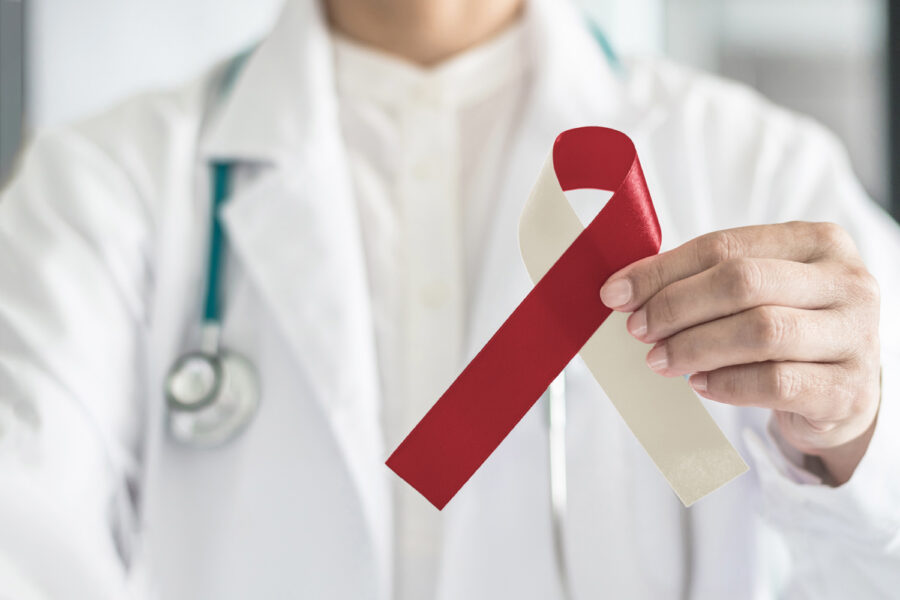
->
xmin=26 ymin=0 xmax=665 ymax=130
xmin=663 ymin=0 xmax=889 ymax=205
xmin=26 ymin=0 xmax=284 ymax=129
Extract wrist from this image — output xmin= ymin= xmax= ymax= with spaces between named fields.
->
xmin=785 ymin=366 xmax=882 ymax=486
xmin=815 ymin=410 xmax=878 ymax=485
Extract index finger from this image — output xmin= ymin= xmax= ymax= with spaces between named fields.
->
xmin=599 ymin=221 xmax=854 ymax=312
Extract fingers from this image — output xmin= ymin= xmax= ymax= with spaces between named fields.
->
xmin=600 ymin=222 xmax=858 ymax=312
xmin=627 ymin=258 xmax=845 ymax=343
xmin=689 ymin=361 xmax=858 ymax=423
xmin=646 ymin=306 xmax=852 ymax=377
xmin=601 ymin=223 xmax=880 ymax=458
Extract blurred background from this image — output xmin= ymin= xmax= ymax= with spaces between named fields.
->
xmin=0 ymin=0 xmax=897 ymax=219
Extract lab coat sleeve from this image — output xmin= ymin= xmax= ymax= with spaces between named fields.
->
xmin=741 ymin=117 xmax=900 ymax=598
xmin=0 ymin=128 xmax=152 ymax=598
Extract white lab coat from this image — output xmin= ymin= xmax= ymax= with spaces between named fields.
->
xmin=1 ymin=0 xmax=899 ymax=598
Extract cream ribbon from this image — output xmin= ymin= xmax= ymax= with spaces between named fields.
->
xmin=519 ymin=157 xmax=748 ymax=506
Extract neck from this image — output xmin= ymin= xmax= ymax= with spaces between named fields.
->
xmin=323 ymin=0 xmax=525 ymax=66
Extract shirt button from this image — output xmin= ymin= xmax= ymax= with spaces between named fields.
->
xmin=412 ymin=159 xmax=441 ymax=179
xmin=419 ymin=281 xmax=449 ymax=308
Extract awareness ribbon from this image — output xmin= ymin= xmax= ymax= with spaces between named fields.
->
xmin=387 ymin=127 xmax=747 ymax=509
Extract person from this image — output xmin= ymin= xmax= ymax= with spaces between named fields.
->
xmin=0 ymin=0 xmax=898 ymax=598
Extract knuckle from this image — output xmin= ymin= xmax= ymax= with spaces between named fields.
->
xmin=698 ymin=231 xmax=738 ymax=266
xmin=818 ymin=221 xmax=848 ymax=243
xmin=646 ymin=260 xmax=668 ymax=299
xmin=747 ymin=306 xmax=789 ymax=349
xmin=768 ymin=363 xmax=803 ymax=404
xmin=849 ymin=266 xmax=880 ymax=304
xmin=719 ymin=369 xmax=741 ymax=398
xmin=719 ymin=258 xmax=762 ymax=304
xmin=838 ymin=360 xmax=878 ymax=419
xmin=836 ymin=263 xmax=881 ymax=324
xmin=649 ymin=288 xmax=679 ymax=328
xmin=834 ymin=371 xmax=859 ymax=420
xmin=631 ymin=258 xmax=666 ymax=303
xmin=814 ymin=221 xmax=854 ymax=254
xmin=807 ymin=366 xmax=855 ymax=422
xmin=666 ymin=337 xmax=695 ymax=369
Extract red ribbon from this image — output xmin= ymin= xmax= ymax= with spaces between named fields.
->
xmin=386 ymin=127 xmax=662 ymax=509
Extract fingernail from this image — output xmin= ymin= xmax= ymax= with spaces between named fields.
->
xmin=690 ymin=372 xmax=707 ymax=393
xmin=600 ymin=278 xmax=632 ymax=308
xmin=627 ymin=309 xmax=647 ymax=338
xmin=646 ymin=345 xmax=668 ymax=372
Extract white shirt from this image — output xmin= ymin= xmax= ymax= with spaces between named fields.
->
xmin=333 ymin=23 xmax=531 ymax=600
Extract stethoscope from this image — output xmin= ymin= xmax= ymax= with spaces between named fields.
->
xmin=164 ymin=47 xmax=259 ymax=448
xmin=161 ymin=22 xmax=692 ymax=599
xmin=164 ymin=160 xmax=260 ymax=447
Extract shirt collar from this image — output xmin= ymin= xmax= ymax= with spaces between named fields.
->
xmin=332 ymin=19 xmax=529 ymax=111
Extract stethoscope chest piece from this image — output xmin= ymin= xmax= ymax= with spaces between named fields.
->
xmin=166 ymin=349 xmax=259 ymax=447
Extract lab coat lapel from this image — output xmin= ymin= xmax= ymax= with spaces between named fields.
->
xmin=201 ymin=2 xmax=391 ymax=594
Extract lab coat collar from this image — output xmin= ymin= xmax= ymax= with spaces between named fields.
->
xmin=200 ymin=0 xmax=337 ymax=164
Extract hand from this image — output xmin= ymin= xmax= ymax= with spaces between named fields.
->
xmin=599 ymin=222 xmax=881 ymax=485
